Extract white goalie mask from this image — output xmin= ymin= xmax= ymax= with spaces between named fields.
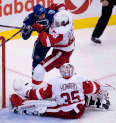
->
xmin=53 ymin=11 xmax=69 ymax=27
xmin=60 ymin=64 xmax=75 ymax=77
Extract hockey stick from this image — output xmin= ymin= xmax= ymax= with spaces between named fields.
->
xmin=0 ymin=24 xmax=25 ymax=30
xmin=0 ymin=30 xmax=22 ymax=47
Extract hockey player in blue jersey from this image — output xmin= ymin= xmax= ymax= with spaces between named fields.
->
xmin=21 ymin=4 xmax=57 ymax=74
xmin=21 ymin=3 xmax=68 ymax=79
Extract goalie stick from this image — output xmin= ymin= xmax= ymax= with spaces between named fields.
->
xmin=104 ymin=84 xmax=115 ymax=91
xmin=93 ymin=79 xmax=115 ymax=91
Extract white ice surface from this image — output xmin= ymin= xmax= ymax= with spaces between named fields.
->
xmin=0 ymin=25 xmax=116 ymax=123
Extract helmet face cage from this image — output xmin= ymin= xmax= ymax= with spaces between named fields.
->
xmin=60 ymin=64 xmax=75 ymax=77
xmin=33 ymin=4 xmax=45 ymax=16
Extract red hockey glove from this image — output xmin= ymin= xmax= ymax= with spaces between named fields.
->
xmin=32 ymin=23 xmax=46 ymax=33
xmin=47 ymin=3 xmax=57 ymax=10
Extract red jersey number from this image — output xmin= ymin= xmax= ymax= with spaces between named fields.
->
xmin=61 ymin=90 xmax=80 ymax=104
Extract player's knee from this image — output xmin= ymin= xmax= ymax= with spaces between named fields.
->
xmin=33 ymin=64 xmax=46 ymax=81
xmin=32 ymin=60 xmax=42 ymax=69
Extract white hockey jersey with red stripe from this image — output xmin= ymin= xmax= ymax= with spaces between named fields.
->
xmin=39 ymin=10 xmax=75 ymax=52
xmin=34 ymin=74 xmax=100 ymax=112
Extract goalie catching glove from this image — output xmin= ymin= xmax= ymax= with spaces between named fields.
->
xmin=86 ymin=80 xmax=115 ymax=110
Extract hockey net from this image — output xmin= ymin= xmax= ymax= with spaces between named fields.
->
xmin=0 ymin=36 xmax=32 ymax=109
xmin=0 ymin=36 xmax=6 ymax=108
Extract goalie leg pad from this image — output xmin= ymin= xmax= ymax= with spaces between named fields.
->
xmin=10 ymin=98 xmax=57 ymax=115
xmin=20 ymin=100 xmax=57 ymax=109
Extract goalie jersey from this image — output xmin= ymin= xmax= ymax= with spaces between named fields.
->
xmin=30 ymin=74 xmax=100 ymax=113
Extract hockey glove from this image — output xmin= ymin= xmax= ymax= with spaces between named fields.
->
xmin=32 ymin=23 xmax=46 ymax=33
xmin=22 ymin=24 xmax=33 ymax=35
xmin=13 ymin=79 xmax=33 ymax=98
xmin=21 ymin=24 xmax=34 ymax=40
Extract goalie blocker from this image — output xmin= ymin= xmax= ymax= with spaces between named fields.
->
xmin=9 ymin=64 xmax=115 ymax=119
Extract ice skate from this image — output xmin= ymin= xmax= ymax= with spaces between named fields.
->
xmin=91 ymin=37 xmax=101 ymax=46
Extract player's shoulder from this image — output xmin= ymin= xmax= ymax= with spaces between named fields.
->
xmin=72 ymin=74 xmax=87 ymax=82
xmin=24 ymin=12 xmax=36 ymax=22
xmin=49 ymin=76 xmax=63 ymax=85
xmin=27 ymin=12 xmax=35 ymax=19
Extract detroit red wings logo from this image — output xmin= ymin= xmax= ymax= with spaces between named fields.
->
xmin=64 ymin=0 xmax=93 ymax=14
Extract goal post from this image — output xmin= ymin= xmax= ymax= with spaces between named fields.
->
xmin=0 ymin=35 xmax=32 ymax=109
xmin=0 ymin=35 xmax=33 ymax=109
xmin=0 ymin=36 xmax=6 ymax=108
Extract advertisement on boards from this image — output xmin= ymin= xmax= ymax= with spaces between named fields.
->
xmin=0 ymin=0 xmax=116 ymax=31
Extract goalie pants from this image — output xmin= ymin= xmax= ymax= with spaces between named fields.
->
xmin=92 ymin=1 xmax=115 ymax=38
xmin=44 ymin=104 xmax=86 ymax=119
xmin=40 ymin=49 xmax=73 ymax=72
xmin=10 ymin=94 xmax=86 ymax=119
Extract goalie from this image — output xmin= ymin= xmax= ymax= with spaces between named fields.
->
xmin=10 ymin=64 xmax=112 ymax=119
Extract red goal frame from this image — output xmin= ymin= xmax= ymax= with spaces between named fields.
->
xmin=0 ymin=36 xmax=6 ymax=108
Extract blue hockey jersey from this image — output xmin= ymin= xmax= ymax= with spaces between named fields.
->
xmin=21 ymin=9 xmax=57 ymax=40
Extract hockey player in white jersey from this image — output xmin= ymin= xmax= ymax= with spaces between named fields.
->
xmin=32 ymin=9 xmax=75 ymax=87
xmin=10 ymin=64 xmax=113 ymax=119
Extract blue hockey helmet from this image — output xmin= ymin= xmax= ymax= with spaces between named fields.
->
xmin=33 ymin=4 xmax=45 ymax=15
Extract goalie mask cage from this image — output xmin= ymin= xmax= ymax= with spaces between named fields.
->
xmin=0 ymin=36 xmax=6 ymax=108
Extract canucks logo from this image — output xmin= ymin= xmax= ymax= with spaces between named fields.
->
xmin=48 ymin=9 xmax=56 ymax=14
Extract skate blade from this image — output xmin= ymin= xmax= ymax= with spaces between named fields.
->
xmin=91 ymin=41 xmax=102 ymax=46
